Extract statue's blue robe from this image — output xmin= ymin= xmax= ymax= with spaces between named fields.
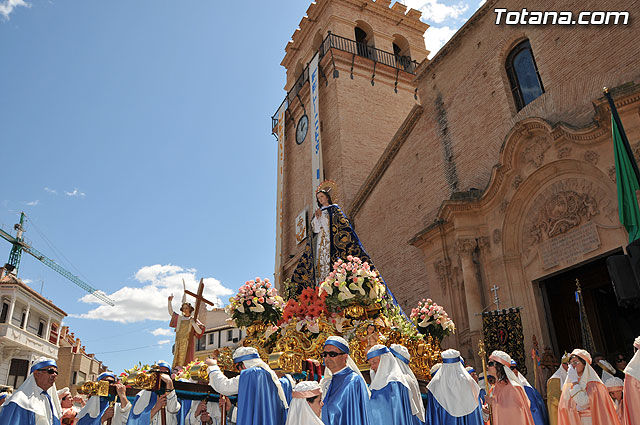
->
xmin=370 ymin=381 xmax=416 ymax=425
xmin=77 ymin=397 xmax=109 ymax=425
xmin=524 ymin=385 xmax=549 ymax=425
xmin=0 ymin=400 xmax=61 ymax=425
xmin=322 ymin=368 xmax=372 ymax=425
xmin=425 ymin=392 xmax=484 ymax=425
xmin=236 ymin=367 xmax=286 ymax=425
xmin=126 ymin=392 xmax=157 ymax=425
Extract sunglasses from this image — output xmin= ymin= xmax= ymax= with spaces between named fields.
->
xmin=487 ymin=361 xmax=496 ymax=367
xmin=321 ymin=351 xmax=345 ymax=358
xmin=62 ymin=396 xmax=71 ymax=400
xmin=39 ymin=368 xmax=58 ymax=375
xmin=615 ymin=358 xmax=625 ymax=363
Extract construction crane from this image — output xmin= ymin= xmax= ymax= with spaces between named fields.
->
xmin=0 ymin=212 xmax=115 ymax=306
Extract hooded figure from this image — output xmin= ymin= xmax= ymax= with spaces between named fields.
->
xmin=511 ymin=360 xmax=550 ymax=425
xmin=0 ymin=356 xmax=63 ymax=424
xmin=206 ymin=346 xmax=288 ymax=425
xmin=425 ymin=348 xmax=483 ymax=425
xmin=548 ymin=353 xmax=570 ymax=425
xmin=558 ymin=349 xmax=621 ymax=425
xmin=486 ymin=350 xmax=535 ymax=425
xmin=319 ymin=336 xmax=372 ymax=425
xmin=604 ymin=377 xmax=624 ymax=423
xmin=126 ymin=361 xmax=181 ymax=425
xmin=285 ymin=381 xmax=324 ymax=425
xmin=389 ymin=344 xmax=426 ymax=424
xmin=622 ymin=336 xmax=640 ymax=425
xmin=366 ymin=344 xmax=415 ymax=425
xmin=77 ymin=372 xmax=130 ymax=425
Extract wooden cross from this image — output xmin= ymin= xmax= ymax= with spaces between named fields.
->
xmin=183 ymin=278 xmax=217 ymax=360
xmin=184 ymin=278 xmax=216 ymax=321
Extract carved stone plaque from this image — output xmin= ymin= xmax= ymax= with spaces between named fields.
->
xmin=538 ymin=221 xmax=600 ymax=270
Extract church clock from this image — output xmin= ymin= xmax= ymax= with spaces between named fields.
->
xmin=296 ymin=114 xmax=309 ymax=145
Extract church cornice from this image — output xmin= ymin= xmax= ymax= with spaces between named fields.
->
xmin=348 ymin=104 xmax=424 ymax=217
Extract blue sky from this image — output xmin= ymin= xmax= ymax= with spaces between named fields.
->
xmin=0 ymin=0 xmax=482 ymax=375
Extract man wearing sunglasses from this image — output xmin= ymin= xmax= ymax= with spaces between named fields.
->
xmin=319 ymin=336 xmax=372 ymax=425
xmin=0 ymin=356 xmax=63 ymax=424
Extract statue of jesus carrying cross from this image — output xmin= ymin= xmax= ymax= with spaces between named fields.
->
xmin=167 ymin=278 xmax=215 ymax=369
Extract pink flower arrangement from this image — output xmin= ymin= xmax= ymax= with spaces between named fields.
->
xmin=226 ymin=277 xmax=285 ymax=328
xmin=319 ymin=255 xmax=385 ymax=312
xmin=410 ymin=298 xmax=455 ymax=340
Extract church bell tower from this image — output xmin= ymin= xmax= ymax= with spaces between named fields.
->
xmin=273 ymin=0 xmax=429 ymax=285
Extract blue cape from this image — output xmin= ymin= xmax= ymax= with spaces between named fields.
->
xmin=322 ymin=368 xmax=372 ymax=425
xmin=425 ymin=392 xmax=484 ymax=425
xmin=126 ymin=391 xmax=157 ymax=425
xmin=0 ymin=399 xmax=61 ymax=425
xmin=76 ymin=397 xmax=109 ymax=425
xmin=176 ymin=398 xmax=192 ymax=425
xmin=236 ymin=367 xmax=286 ymax=425
xmin=524 ymin=385 xmax=549 ymax=425
xmin=370 ymin=381 xmax=417 ymax=425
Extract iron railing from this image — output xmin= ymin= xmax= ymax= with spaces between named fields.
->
xmin=272 ymin=33 xmax=419 ymax=128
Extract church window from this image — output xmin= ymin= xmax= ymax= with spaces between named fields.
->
xmin=354 ymin=23 xmax=374 ymax=60
xmin=37 ymin=319 xmax=45 ymax=338
xmin=392 ymin=35 xmax=413 ymax=72
xmin=208 ymin=333 xmax=215 ymax=345
xmin=505 ymin=39 xmax=544 ymax=111
xmin=227 ymin=329 xmax=233 ymax=341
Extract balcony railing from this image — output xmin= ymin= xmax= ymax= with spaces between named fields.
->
xmin=272 ymin=33 xmax=419 ymax=128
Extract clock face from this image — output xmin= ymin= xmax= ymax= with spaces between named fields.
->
xmin=296 ymin=114 xmax=309 ymax=145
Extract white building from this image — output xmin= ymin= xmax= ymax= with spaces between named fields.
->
xmin=0 ymin=269 xmax=66 ymax=388
xmin=193 ymin=308 xmax=243 ymax=359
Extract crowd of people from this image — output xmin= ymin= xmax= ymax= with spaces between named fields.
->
xmin=0 ymin=335 xmax=638 ymax=425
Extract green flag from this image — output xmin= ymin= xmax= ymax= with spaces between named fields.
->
xmin=612 ymin=115 xmax=640 ymax=242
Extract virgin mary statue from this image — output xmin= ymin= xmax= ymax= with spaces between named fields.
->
xmin=289 ymin=187 xmax=374 ymax=295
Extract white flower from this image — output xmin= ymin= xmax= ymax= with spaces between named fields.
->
xmin=336 ymin=273 xmax=346 ymax=283
xmin=255 ymin=288 xmax=267 ymax=297
xmin=237 ymin=304 xmax=245 ymax=313
xmin=249 ymin=304 xmax=265 ymax=313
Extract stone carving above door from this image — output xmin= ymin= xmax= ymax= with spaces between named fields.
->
xmin=521 ymin=178 xmax=613 ymax=253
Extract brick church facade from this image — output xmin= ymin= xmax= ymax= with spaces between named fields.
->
xmin=273 ymin=0 xmax=640 ymax=372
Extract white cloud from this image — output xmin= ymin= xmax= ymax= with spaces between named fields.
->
xmin=64 ymin=189 xmax=86 ymax=198
xmin=73 ymin=264 xmax=234 ymax=324
xmin=0 ymin=0 xmax=30 ymax=20
xmin=150 ymin=328 xmax=173 ymax=336
xmin=157 ymin=339 xmax=171 ymax=345
xmin=479 ymin=0 xmax=486 ymax=5
xmin=424 ymin=26 xmax=458 ymax=59
xmin=402 ymin=0 xmax=468 ymax=24
xmin=44 ymin=187 xmax=57 ymax=195
xmin=25 ymin=200 xmax=39 ymax=206
xmin=22 ymin=278 xmax=32 ymax=284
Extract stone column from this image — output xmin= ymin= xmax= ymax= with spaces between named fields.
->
xmin=23 ymin=304 xmax=31 ymax=330
xmin=45 ymin=316 xmax=52 ymax=342
xmin=7 ymin=295 xmax=16 ymax=325
xmin=455 ymin=237 xmax=484 ymax=365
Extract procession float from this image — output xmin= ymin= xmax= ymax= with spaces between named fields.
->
xmin=77 ymin=187 xmax=457 ymax=421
